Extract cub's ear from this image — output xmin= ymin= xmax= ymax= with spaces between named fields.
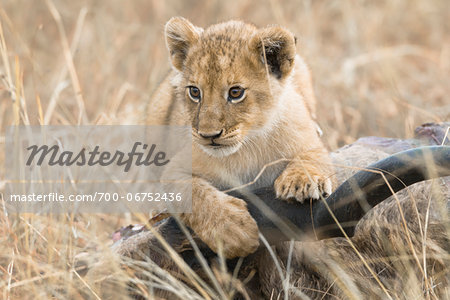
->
xmin=250 ymin=26 xmax=296 ymax=79
xmin=165 ymin=17 xmax=203 ymax=71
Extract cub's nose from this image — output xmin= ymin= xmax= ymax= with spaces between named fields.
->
xmin=198 ymin=129 xmax=223 ymax=139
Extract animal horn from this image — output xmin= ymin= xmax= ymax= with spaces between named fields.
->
xmin=233 ymin=146 xmax=450 ymax=243
xmin=116 ymin=146 xmax=449 ymax=259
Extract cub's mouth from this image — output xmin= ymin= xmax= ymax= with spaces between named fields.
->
xmin=198 ymin=142 xmax=243 ymax=157
xmin=209 ymin=141 xmax=222 ymax=147
xmin=192 ymin=128 xmax=244 ymax=157
xmin=194 ymin=136 xmax=243 ymax=157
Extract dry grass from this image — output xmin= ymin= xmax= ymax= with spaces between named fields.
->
xmin=0 ymin=0 xmax=449 ymax=299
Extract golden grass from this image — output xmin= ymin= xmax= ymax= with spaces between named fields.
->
xmin=0 ymin=0 xmax=449 ymax=299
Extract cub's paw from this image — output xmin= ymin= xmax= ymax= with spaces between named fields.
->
xmin=200 ymin=196 xmax=259 ymax=259
xmin=274 ymin=167 xmax=333 ymax=203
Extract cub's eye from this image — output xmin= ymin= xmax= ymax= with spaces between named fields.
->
xmin=187 ymin=86 xmax=201 ymax=102
xmin=228 ymin=86 xmax=246 ymax=103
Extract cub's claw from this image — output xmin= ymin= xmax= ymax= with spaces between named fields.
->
xmin=274 ymin=167 xmax=333 ymax=203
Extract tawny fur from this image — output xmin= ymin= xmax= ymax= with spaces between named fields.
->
xmin=145 ymin=17 xmax=334 ymax=259
xmin=108 ymin=134 xmax=449 ymax=299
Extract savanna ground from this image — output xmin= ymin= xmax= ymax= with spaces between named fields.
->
xmin=0 ymin=0 xmax=449 ymax=299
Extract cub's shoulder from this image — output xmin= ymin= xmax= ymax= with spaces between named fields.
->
xmin=145 ymin=72 xmax=187 ymax=126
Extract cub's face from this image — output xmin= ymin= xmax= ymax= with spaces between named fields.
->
xmin=165 ymin=18 xmax=296 ymax=157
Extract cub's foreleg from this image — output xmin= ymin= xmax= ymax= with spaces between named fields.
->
xmin=180 ymin=177 xmax=260 ymax=258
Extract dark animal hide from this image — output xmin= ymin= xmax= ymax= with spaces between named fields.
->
xmin=90 ymin=123 xmax=449 ymax=299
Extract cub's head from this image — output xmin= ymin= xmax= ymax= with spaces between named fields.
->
xmin=165 ymin=17 xmax=296 ymax=157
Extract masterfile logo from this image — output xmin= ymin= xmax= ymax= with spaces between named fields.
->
xmin=4 ymin=125 xmax=192 ymax=214
xmin=25 ymin=142 xmax=170 ymax=172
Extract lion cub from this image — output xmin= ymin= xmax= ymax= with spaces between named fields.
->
xmin=146 ymin=17 xmax=334 ymax=258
